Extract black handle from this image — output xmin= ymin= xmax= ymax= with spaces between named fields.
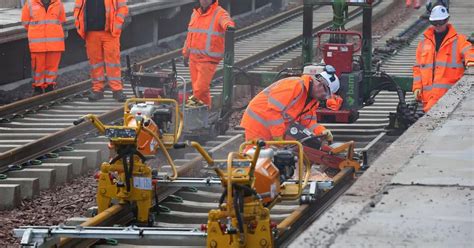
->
xmin=173 ymin=143 xmax=186 ymax=149
xmin=257 ymin=139 xmax=266 ymax=147
xmin=73 ymin=118 xmax=85 ymax=126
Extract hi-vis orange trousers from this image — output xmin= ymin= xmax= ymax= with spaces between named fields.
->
xmin=31 ymin=51 xmax=61 ymax=89
xmin=189 ymin=59 xmax=218 ymax=106
xmin=85 ymin=31 xmax=123 ymax=93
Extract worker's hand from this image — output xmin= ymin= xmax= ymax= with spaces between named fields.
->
xmin=226 ymin=25 xmax=236 ymax=31
xmin=413 ymin=89 xmax=422 ymax=100
xmin=272 ymin=136 xmax=284 ymax=141
xmin=321 ymin=129 xmax=333 ymax=142
xmin=183 ymin=57 xmax=189 ymax=67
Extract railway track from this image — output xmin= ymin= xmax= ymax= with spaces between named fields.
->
xmin=6 ymin=0 xmax=452 ymax=246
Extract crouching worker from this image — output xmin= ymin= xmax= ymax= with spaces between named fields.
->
xmin=240 ymin=70 xmax=340 ymax=143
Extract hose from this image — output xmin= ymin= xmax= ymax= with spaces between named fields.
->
xmin=367 ymin=72 xmax=421 ymax=125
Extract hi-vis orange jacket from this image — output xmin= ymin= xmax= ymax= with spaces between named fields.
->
xmin=241 ymin=75 xmax=327 ymax=141
xmin=73 ymin=0 xmax=128 ymax=39
xmin=182 ymin=1 xmax=234 ymax=63
xmin=22 ymin=0 xmax=66 ymax=52
xmin=412 ymin=24 xmax=473 ymax=112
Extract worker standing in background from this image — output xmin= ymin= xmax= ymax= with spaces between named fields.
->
xmin=240 ymin=68 xmax=339 ymax=142
xmin=74 ymin=0 xmax=128 ymax=102
xmin=22 ymin=0 xmax=66 ymax=96
xmin=412 ymin=5 xmax=473 ymax=112
xmin=182 ymin=0 xmax=235 ymax=108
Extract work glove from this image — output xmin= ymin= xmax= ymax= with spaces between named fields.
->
xmin=183 ymin=57 xmax=189 ymax=67
xmin=413 ymin=89 xmax=422 ymax=100
xmin=321 ymin=129 xmax=333 ymax=142
xmin=272 ymin=136 xmax=284 ymax=141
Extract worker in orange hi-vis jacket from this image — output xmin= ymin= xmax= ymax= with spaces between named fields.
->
xmin=182 ymin=0 xmax=235 ymax=108
xmin=22 ymin=0 xmax=66 ymax=96
xmin=412 ymin=5 xmax=474 ymax=112
xmin=241 ymin=68 xmax=340 ymax=143
xmin=74 ymin=0 xmax=128 ymax=102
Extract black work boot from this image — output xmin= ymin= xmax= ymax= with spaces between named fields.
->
xmin=32 ymin=86 xmax=44 ymax=96
xmin=113 ymin=90 xmax=127 ymax=102
xmin=88 ymin=91 xmax=104 ymax=101
xmin=44 ymin=84 xmax=55 ymax=93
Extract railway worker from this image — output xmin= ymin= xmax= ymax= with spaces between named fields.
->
xmin=74 ymin=0 xmax=128 ymax=102
xmin=21 ymin=0 xmax=66 ymax=96
xmin=240 ymin=69 xmax=340 ymax=143
xmin=412 ymin=5 xmax=474 ymax=112
xmin=182 ymin=0 xmax=235 ymax=108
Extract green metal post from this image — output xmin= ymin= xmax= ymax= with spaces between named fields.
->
xmin=361 ymin=4 xmax=373 ymax=100
xmin=302 ymin=3 xmax=313 ymax=64
xmin=222 ymin=28 xmax=235 ymax=110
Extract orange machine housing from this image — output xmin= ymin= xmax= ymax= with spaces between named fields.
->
xmin=253 ymin=158 xmax=281 ymax=204
xmin=124 ymin=116 xmax=159 ymax=156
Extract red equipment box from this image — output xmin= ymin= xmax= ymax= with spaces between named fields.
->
xmin=316 ymin=30 xmax=361 ymax=76
xmin=316 ymin=109 xmax=359 ymax=123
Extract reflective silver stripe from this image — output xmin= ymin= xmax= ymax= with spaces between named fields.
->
xmin=460 ymin=45 xmax=472 ymax=58
xmin=28 ymin=20 xmax=62 ymax=25
xmin=434 ymin=61 xmax=464 ymax=68
xmin=22 ymin=21 xmax=30 ymax=25
xmin=34 ymin=71 xmax=58 ymax=77
xmin=90 ymin=62 xmax=105 ymax=69
xmin=188 ymin=28 xmax=224 ymax=37
xmin=245 ymin=108 xmax=284 ymax=128
xmin=117 ymin=13 xmax=126 ymax=19
xmin=29 ymin=37 xmax=64 ymax=43
xmin=27 ymin=0 xmax=33 ymax=17
xmin=34 ymin=78 xmax=56 ymax=83
xmin=115 ymin=23 xmax=123 ymax=30
xmin=413 ymin=76 xmax=421 ymax=82
xmin=117 ymin=1 xmax=126 ymax=8
xmin=420 ymin=63 xmax=433 ymax=69
xmin=205 ymin=9 xmax=220 ymax=56
xmin=451 ymin=38 xmax=458 ymax=66
xmin=423 ymin=84 xmax=452 ymax=91
xmin=188 ymin=48 xmax=224 ymax=58
xmin=267 ymin=95 xmax=285 ymax=111
xmin=92 ymin=76 xmax=106 ymax=81
xmin=107 ymin=76 xmax=122 ymax=81
xmin=106 ymin=63 xmax=121 ymax=67
xmin=302 ymin=115 xmax=317 ymax=121
xmin=308 ymin=123 xmax=320 ymax=131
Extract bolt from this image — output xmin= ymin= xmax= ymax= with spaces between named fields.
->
xmin=260 ymin=239 xmax=268 ymax=247
xmin=210 ymin=240 xmax=217 ymax=248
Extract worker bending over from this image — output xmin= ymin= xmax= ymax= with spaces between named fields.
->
xmin=183 ymin=0 xmax=235 ymax=107
xmin=412 ymin=5 xmax=473 ymax=112
xmin=22 ymin=0 xmax=66 ymax=96
xmin=241 ymin=68 xmax=340 ymax=142
xmin=74 ymin=0 xmax=128 ymax=102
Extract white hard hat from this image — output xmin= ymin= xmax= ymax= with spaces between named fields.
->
xmin=303 ymin=65 xmax=324 ymax=76
xmin=429 ymin=5 xmax=449 ymax=21
xmin=318 ymin=65 xmax=340 ymax=94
